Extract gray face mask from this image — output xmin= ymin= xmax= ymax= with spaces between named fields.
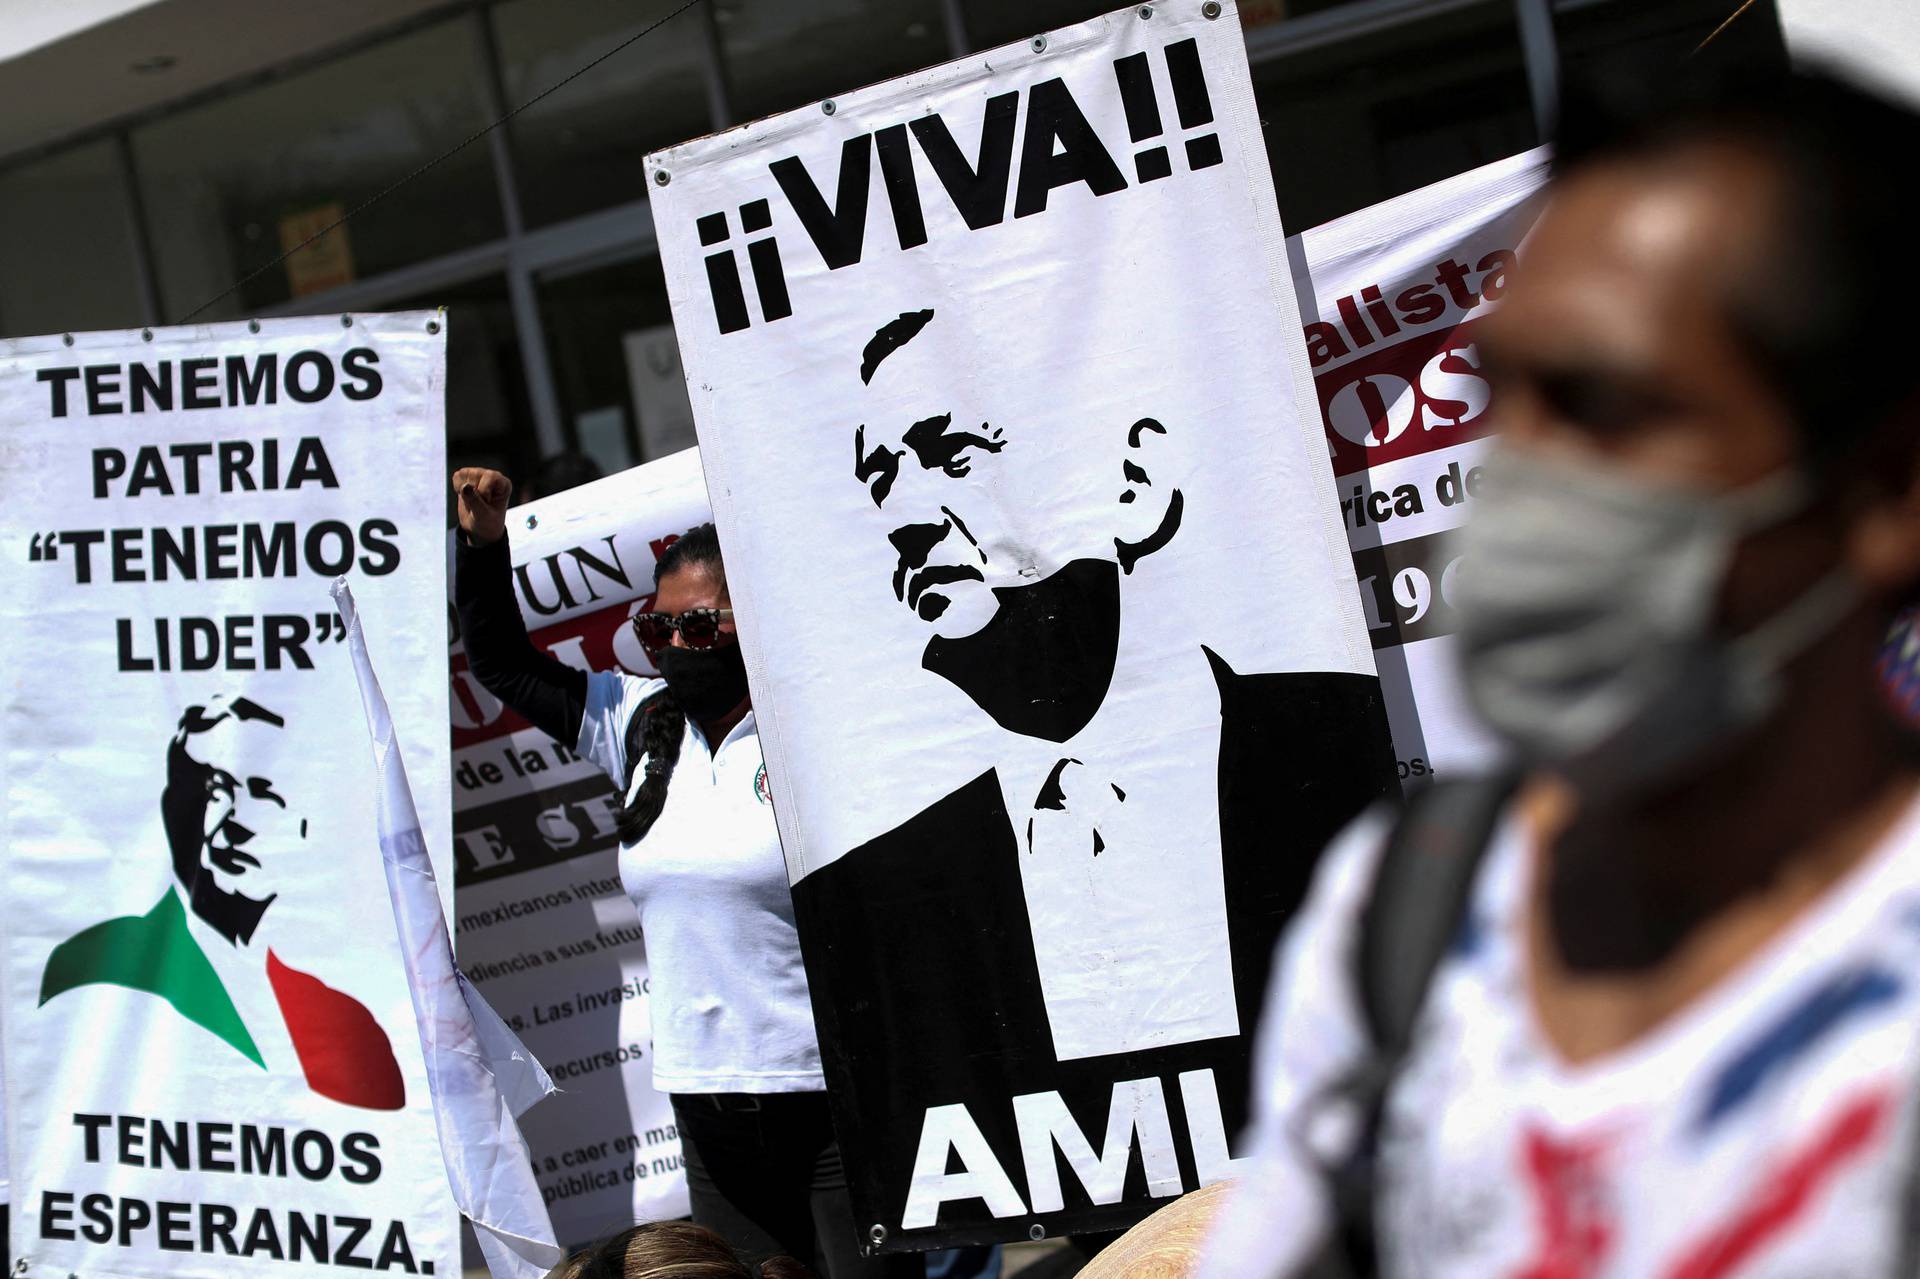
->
xmin=1452 ymin=448 xmax=1858 ymax=798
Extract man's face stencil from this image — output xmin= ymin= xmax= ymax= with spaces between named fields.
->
xmin=164 ymin=696 xmax=307 ymax=944
xmin=853 ymin=311 xmax=1010 ymax=639
xmin=852 ymin=310 xmax=1185 ymax=645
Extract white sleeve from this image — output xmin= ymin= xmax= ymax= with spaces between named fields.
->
xmin=1197 ymin=808 xmax=1391 ymax=1279
xmin=573 ymin=672 xmax=666 ymax=790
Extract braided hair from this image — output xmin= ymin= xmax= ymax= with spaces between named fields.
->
xmin=614 ymin=523 xmax=725 ymax=845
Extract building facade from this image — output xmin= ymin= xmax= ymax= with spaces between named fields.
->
xmin=0 ymin=0 xmax=1781 ymax=481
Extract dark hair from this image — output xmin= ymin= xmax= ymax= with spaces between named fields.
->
xmin=756 ymin=1261 xmax=813 ymax=1279
xmin=520 ymin=450 xmax=606 ymax=504
xmin=544 ymin=1221 xmax=813 ymax=1279
xmin=1555 ymin=66 xmax=1920 ymax=469
xmin=614 ymin=522 xmax=727 ymax=845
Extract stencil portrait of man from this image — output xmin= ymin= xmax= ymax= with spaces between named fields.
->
xmin=842 ymin=306 xmax=1250 ymax=1060
xmin=788 ymin=308 xmax=1399 ymax=1219
xmin=856 ymin=307 xmax=1185 ymax=744
xmin=39 ymin=695 xmax=405 ymax=1110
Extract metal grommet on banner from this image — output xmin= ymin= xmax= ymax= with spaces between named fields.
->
xmin=1028 ymin=1223 xmax=1047 ymax=1241
xmin=141 ymin=328 xmax=153 ymax=342
xmin=427 ymin=319 xmax=441 ymax=334
xmin=867 ymin=1224 xmax=887 ymax=1246
xmin=1030 ymin=34 xmax=1048 ymax=52
xmin=62 ymin=333 xmax=74 ymax=346
xmin=1138 ymin=4 xmax=1153 ymax=17
xmin=526 ymin=513 xmax=539 ymax=530
xmin=822 ymin=99 xmax=837 ymax=116
xmin=248 ymin=318 xmax=261 ymax=333
xmin=654 ymin=169 xmax=671 ymax=186
xmin=340 ymin=314 xmax=353 ymax=328
xmin=1202 ymin=0 xmax=1222 ymax=16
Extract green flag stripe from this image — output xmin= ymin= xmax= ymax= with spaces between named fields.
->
xmin=40 ymin=891 xmax=264 ymax=1067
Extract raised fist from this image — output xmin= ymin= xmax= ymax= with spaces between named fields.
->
xmin=451 ymin=467 xmax=512 ymax=546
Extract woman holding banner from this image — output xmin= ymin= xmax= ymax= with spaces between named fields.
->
xmin=452 ymin=467 xmax=921 ymax=1279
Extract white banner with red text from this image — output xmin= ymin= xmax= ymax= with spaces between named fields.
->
xmin=1290 ymin=146 xmax=1550 ymax=783
xmin=448 ymin=450 xmax=705 ymax=1246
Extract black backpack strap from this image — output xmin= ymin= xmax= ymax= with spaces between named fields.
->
xmin=1322 ymin=772 xmax=1520 ymax=1278
xmin=1356 ymin=773 xmax=1520 ymax=1059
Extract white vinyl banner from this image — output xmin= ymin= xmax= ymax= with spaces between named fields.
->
xmin=1 ymin=1026 xmax=10 ymax=1206
xmin=1778 ymin=0 xmax=1920 ymax=108
xmin=1 ymin=1007 xmax=9 ymax=1214
xmin=0 ymin=314 xmax=457 ymax=1277
xmin=1290 ymin=147 xmax=1550 ymax=783
xmin=449 ymin=452 xmax=703 ymax=1245
xmin=647 ymin=1 xmax=1399 ymax=1250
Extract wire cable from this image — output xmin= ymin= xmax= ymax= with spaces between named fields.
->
xmin=1693 ymin=0 xmax=1763 ymax=55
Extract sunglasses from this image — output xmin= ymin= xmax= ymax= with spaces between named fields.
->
xmin=631 ymin=607 xmax=736 ymax=653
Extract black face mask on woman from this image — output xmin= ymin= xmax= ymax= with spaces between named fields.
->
xmin=656 ymin=642 xmax=750 ymax=722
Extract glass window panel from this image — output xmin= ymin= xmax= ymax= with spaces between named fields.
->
xmin=962 ymin=0 xmax=1113 ymax=48
xmin=1264 ymin=0 xmax=1371 ymax=20
xmin=494 ymin=0 xmax=714 ymax=227
xmin=389 ymin=274 xmax=541 ymax=489
xmin=714 ymin=0 xmax=949 ymax=125
xmin=962 ymin=0 xmax=1351 ymax=48
xmin=133 ymin=20 xmax=503 ymax=323
xmin=1252 ymin=1 xmax=1538 ymax=232
xmin=538 ymin=254 xmax=688 ymax=475
xmin=1556 ymin=0 xmax=1786 ymax=93
xmin=0 ymin=141 xmax=144 ymax=338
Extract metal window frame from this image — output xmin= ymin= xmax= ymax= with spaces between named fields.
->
xmin=8 ymin=0 xmax=1570 ymax=452
xmin=1514 ymin=0 xmax=1560 ymax=140
xmin=113 ymin=131 xmax=163 ymax=327
xmin=469 ymin=5 xmax=566 ymax=457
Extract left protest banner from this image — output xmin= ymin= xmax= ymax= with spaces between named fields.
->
xmin=0 ymin=314 xmax=459 ymax=1277
xmin=1 ymin=1014 xmax=9 ymax=1272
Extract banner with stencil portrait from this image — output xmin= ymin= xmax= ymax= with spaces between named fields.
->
xmin=0 ymin=314 xmax=457 ymax=1277
xmin=647 ymin=1 xmax=1398 ymax=1251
